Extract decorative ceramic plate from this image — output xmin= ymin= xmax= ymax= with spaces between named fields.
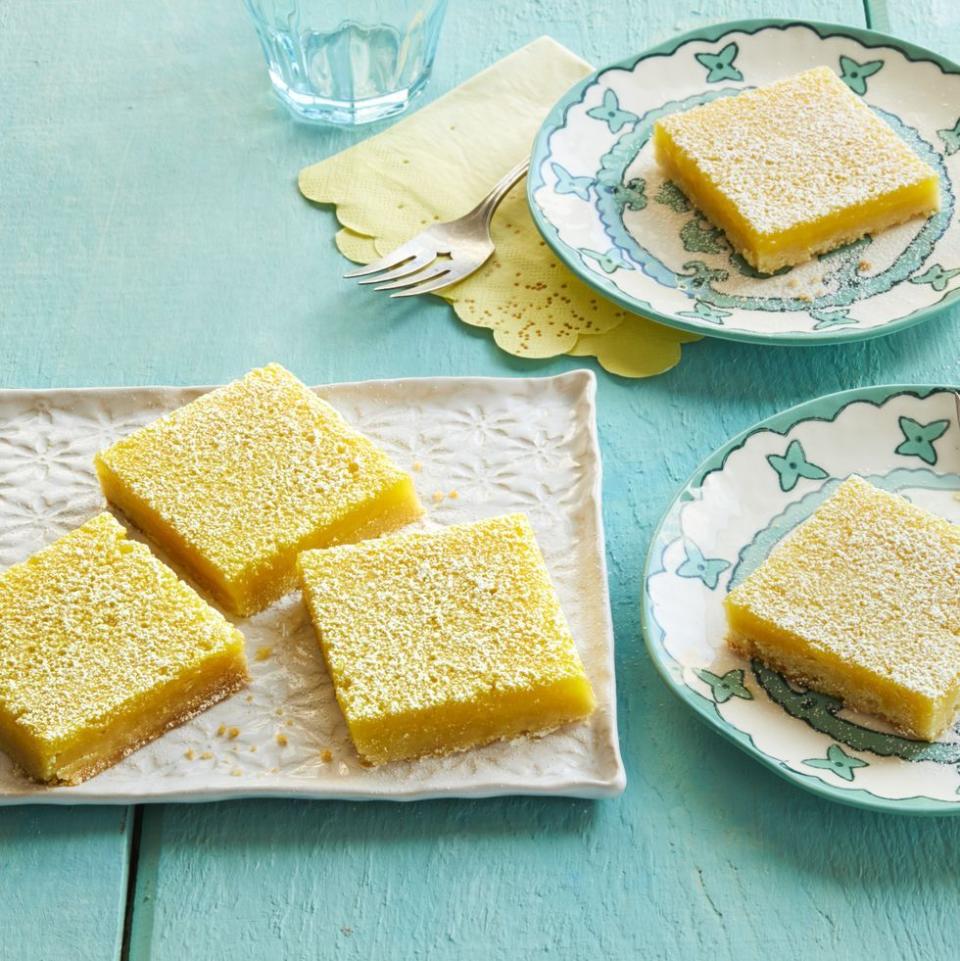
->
xmin=0 ymin=373 xmax=625 ymax=804
xmin=643 ymin=384 xmax=960 ymax=814
xmin=528 ymin=20 xmax=960 ymax=344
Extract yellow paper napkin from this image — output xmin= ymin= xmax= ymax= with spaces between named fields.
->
xmin=299 ymin=37 xmax=698 ymax=377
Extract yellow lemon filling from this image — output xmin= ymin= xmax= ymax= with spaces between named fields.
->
xmin=653 ymin=67 xmax=940 ymax=273
xmin=298 ymin=514 xmax=596 ymax=765
xmin=0 ymin=513 xmax=249 ymax=784
xmin=95 ymin=363 xmax=423 ymax=616
xmin=725 ymin=476 xmax=960 ymax=740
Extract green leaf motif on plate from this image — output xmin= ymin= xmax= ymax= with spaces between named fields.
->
xmin=910 ymin=263 xmax=960 ymax=292
xmin=695 ymin=42 xmax=743 ymax=83
xmin=895 ymin=416 xmax=949 ymax=465
xmin=551 ymin=162 xmax=594 ymax=201
xmin=680 ymin=215 xmax=729 ymax=254
xmin=675 ymin=260 xmax=729 ymax=293
xmin=677 ymin=300 xmax=730 ymax=326
xmin=676 ymin=539 xmax=730 ymax=589
xmin=803 ymin=744 xmax=869 ymax=782
xmin=602 ymin=177 xmax=647 ymax=211
xmin=938 ymin=117 xmax=960 ymax=156
xmin=579 ymin=247 xmax=633 ymax=274
xmin=809 ymin=307 xmax=858 ymax=331
xmin=838 ymin=55 xmax=883 ymax=95
xmin=586 ymin=89 xmax=638 ymax=133
xmin=767 ymin=439 xmax=828 ymax=492
xmin=654 ymin=180 xmax=692 ymax=213
xmin=696 ymin=668 xmax=753 ymax=704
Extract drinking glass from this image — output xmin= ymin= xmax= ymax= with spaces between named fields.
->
xmin=242 ymin=0 xmax=450 ymax=125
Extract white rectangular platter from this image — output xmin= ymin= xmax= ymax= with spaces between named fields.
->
xmin=0 ymin=371 xmax=625 ymax=803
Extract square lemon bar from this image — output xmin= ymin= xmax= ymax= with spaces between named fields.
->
xmin=298 ymin=514 xmax=596 ymax=764
xmin=726 ymin=476 xmax=960 ymax=740
xmin=653 ymin=67 xmax=940 ymax=272
xmin=95 ymin=363 xmax=423 ymax=616
xmin=0 ymin=513 xmax=249 ymax=784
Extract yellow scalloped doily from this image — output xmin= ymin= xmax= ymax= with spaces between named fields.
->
xmin=299 ymin=37 xmax=698 ymax=378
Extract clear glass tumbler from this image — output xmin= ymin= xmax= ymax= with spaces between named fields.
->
xmin=242 ymin=0 xmax=450 ymax=125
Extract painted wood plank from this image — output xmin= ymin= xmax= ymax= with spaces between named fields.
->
xmin=0 ymin=807 xmax=131 ymax=961
xmin=868 ymin=0 xmax=960 ymax=59
xmin=1 ymin=6 xmax=138 ymax=958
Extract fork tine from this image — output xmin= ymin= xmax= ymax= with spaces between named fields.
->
xmin=390 ymin=261 xmax=479 ymax=297
xmin=355 ymin=251 xmax=435 ymax=286
xmin=373 ymin=263 xmax=451 ymax=292
xmin=343 ymin=238 xmax=424 ymax=279
xmin=388 ymin=270 xmax=459 ymax=298
xmin=389 ymin=274 xmax=451 ymax=297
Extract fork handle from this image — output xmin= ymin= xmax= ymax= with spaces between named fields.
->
xmin=467 ymin=159 xmax=530 ymax=226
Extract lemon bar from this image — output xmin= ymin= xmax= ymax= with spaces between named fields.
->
xmin=0 ymin=513 xmax=249 ymax=784
xmin=726 ymin=476 xmax=960 ymax=740
xmin=653 ymin=67 xmax=940 ymax=272
xmin=95 ymin=364 xmax=423 ymax=616
xmin=298 ymin=514 xmax=596 ymax=764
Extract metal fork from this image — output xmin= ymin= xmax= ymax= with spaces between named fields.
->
xmin=344 ymin=159 xmax=529 ymax=297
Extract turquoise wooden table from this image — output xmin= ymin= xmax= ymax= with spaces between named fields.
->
xmin=3 ymin=1 xmax=960 ymax=958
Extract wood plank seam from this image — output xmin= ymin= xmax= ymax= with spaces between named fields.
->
xmin=120 ymin=807 xmax=144 ymax=961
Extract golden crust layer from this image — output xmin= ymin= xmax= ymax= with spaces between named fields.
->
xmin=52 ymin=665 xmax=248 ymax=786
